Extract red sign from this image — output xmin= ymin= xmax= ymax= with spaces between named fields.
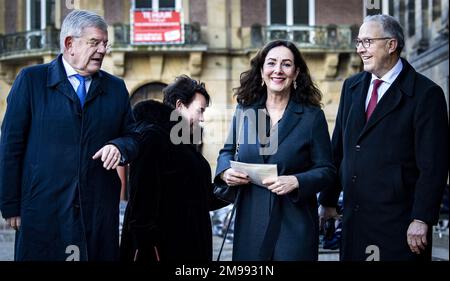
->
xmin=132 ymin=10 xmax=184 ymax=44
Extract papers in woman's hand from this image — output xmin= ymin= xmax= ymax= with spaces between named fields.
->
xmin=230 ymin=161 xmax=278 ymax=187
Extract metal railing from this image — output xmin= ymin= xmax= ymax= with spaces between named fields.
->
xmin=250 ymin=24 xmax=359 ymax=50
xmin=0 ymin=23 xmax=357 ymax=57
xmin=0 ymin=26 xmax=60 ymax=58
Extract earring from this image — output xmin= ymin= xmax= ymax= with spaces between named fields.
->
xmin=293 ymin=81 xmax=297 ymax=89
xmin=261 ymin=80 xmax=265 ymax=87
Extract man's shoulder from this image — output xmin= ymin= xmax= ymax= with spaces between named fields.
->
xmin=19 ymin=62 xmax=51 ymax=78
xmin=344 ymin=71 xmax=366 ymax=85
xmin=412 ymin=70 xmax=441 ymax=90
xmin=98 ymin=70 xmax=125 ymax=86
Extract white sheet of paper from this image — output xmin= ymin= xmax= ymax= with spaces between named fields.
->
xmin=230 ymin=161 xmax=278 ymax=187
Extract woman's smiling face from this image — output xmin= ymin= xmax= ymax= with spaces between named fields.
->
xmin=261 ymin=46 xmax=299 ymax=96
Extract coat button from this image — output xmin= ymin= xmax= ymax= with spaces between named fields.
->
xmin=354 ymin=204 xmax=360 ymax=211
xmin=355 ymin=145 xmax=361 ymax=151
xmin=73 ymin=203 xmax=80 ymax=209
xmin=352 ymin=175 xmax=357 ymax=183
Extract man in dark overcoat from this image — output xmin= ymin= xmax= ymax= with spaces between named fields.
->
xmin=0 ymin=10 xmax=139 ymax=260
xmin=319 ymin=14 xmax=448 ymax=261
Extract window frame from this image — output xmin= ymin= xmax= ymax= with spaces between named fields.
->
xmin=267 ymin=0 xmax=315 ymax=26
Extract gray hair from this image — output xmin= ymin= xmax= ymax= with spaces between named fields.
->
xmin=60 ymin=10 xmax=108 ymax=53
xmin=364 ymin=14 xmax=405 ymax=55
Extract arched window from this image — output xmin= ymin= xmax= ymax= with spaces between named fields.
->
xmin=130 ymin=82 xmax=167 ymax=107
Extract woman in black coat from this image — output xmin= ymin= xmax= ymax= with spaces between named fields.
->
xmin=214 ymin=40 xmax=336 ymax=261
xmin=120 ymin=76 xmax=227 ymax=261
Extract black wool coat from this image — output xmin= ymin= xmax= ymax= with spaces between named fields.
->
xmin=120 ymin=100 xmax=227 ymax=261
xmin=319 ymin=58 xmax=449 ymax=261
xmin=215 ymin=97 xmax=336 ymax=261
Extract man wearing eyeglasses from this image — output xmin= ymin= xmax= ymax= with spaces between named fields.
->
xmin=319 ymin=14 xmax=448 ymax=261
xmin=0 ymin=10 xmax=139 ymax=260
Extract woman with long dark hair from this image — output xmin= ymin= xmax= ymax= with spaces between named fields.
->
xmin=214 ymin=40 xmax=336 ymax=261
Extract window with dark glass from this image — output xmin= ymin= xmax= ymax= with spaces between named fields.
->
xmin=399 ymin=0 xmax=406 ymax=29
xmin=135 ymin=0 xmax=152 ymax=9
xmin=28 ymin=0 xmax=55 ymax=30
xmin=270 ymin=0 xmax=286 ymax=24
xmin=389 ymin=0 xmax=394 ymax=16
xmin=407 ymin=0 xmax=415 ymax=36
xmin=293 ymin=0 xmax=309 ymax=25
xmin=159 ymin=0 xmax=175 ymax=8
xmin=30 ymin=0 xmax=41 ymax=30
xmin=46 ymin=0 xmax=55 ymax=27
xmin=270 ymin=0 xmax=310 ymax=25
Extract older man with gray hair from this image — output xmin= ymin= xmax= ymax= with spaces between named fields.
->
xmin=319 ymin=14 xmax=448 ymax=261
xmin=0 ymin=10 xmax=139 ymax=260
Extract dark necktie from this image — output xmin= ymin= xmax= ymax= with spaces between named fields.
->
xmin=366 ymin=79 xmax=383 ymax=121
xmin=74 ymin=74 xmax=86 ymax=107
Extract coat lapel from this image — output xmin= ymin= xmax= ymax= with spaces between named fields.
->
xmin=358 ymin=85 xmax=403 ymax=141
xmin=85 ymin=71 xmax=104 ymax=104
xmin=248 ymin=103 xmax=266 ymax=163
xmin=47 ymin=54 xmax=105 ymax=107
xmin=258 ymin=99 xmax=304 ymax=161
xmin=349 ymin=72 xmax=371 ymax=141
xmin=47 ymin=55 xmax=79 ymax=104
xmin=357 ymin=58 xmax=415 ymax=142
xmin=275 ymin=98 xmax=303 ymax=147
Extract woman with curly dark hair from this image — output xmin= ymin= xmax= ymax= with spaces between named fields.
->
xmin=214 ymin=40 xmax=336 ymax=261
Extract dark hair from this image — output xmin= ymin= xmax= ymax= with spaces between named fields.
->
xmin=234 ymin=40 xmax=322 ymax=107
xmin=163 ymin=75 xmax=210 ymax=109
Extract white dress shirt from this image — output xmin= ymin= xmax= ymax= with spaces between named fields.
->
xmin=62 ymin=57 xmax=92 ymax=93
xmin=365 ymin=59 xmax=403 ymax=110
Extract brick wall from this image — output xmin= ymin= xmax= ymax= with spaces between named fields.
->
xmin=104 ymin=0 xmax=124 ymax=25
xmin=241 ymin=0 xmax=266 ymax=27
xmin=316 ymin=0 xmax=363 ymax=25
xmin=190 ymin=0 xmax=207 ymax=25
xmin=5 ymin=0 xmax=17 ymax=33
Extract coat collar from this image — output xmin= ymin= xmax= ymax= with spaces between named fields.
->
xmin=47 ymin=54 xmax=105 ymax=107
xmin=349 ymin=57 xmax=416 ymax=97
xmin=252 ymin=93 xmax=304 ymax=113
xmin=247 ymin=94 xmax=304 ymax=161
xmin=350 ymin=58 xmax=417 ymax=142
xmin=276 ymin=97 xmax=304 ymax=146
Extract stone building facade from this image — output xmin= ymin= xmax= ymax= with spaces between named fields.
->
xmin=1 ymin=0 xmax=448 ymax=171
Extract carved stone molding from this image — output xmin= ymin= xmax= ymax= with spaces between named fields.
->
xmin=348 ymin=53 xmax=362 ymax=75
xmin=189 ymin=52 xmax=203 ymax=76
xmin=112 ymin=52 xmax=125 ymax=77
xmin=0 ymin=62 xmax=14 ymax=85
xmin=324 ymin=53 xmax=339 ymax=78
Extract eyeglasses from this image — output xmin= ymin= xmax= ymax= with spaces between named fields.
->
xmin=354 ymin=37 xmax=393 ymax=48
xmin=74 ymin=37 xmax=111 ymax=52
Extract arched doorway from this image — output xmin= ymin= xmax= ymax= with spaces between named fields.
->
xmin=130 ymin=82 xmax=167 ymax=107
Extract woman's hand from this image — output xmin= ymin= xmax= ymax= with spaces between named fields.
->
xmin=221 ymin=168 xmax=250 ymax=186
xmin=263 ymin=176 xmax=299 ymax=195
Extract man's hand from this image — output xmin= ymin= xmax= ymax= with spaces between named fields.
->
xmin=407 ymin=220 xmax=428 ymax=254
xmin=6 ymin=216 xmax=21 ymax=231
xmin=263 ymin=176 xmax=299 ymax=195
xmin=92 ymin=144 xmax=122 ymax=170
xmin=221 ymin=168 xmax=250 ymax=186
